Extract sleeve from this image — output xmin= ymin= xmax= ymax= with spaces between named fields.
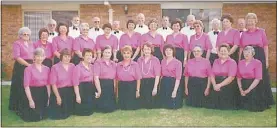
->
xmin=93 ymin=61 xmax=101 ymax=76
xmin=233 ymin=30 xmax=240 ymax=46
xmin=206 ymin=60 xmax=212 ymax=76
xmin=205 ymin=35 xmax=212 ymax=50
xmin=49 ymin=44 xmax=54 ymax=58
xmin=135 ymin=63 xmax=142 ymax=80
xmin=12 ymin=42 xmax=21 ymax=59
xmin=113 ymin=37 xmax=119 ymax=51
xmin=188 ymin=37 xmax=193 ymax=51
xmin=52 ymin=37 xmax=58 ymax=53
xmin=228 ymin=61 xmax=237 ymax=77
xmin=239 ymin=33 xmax=244 ymax=48
xmin=153 ymin=58 xmax=161 ymax=76
xmin=255 ymin=61 xmax=263 ymax=80
xmin=72 ymin=66 xmax=80 ymax=86
xmin=73 ymin=38 xmax=80 ymax=51
xmin=236 ymin=62 xmax=242 ymax=78
xmin=50 ymin=66 xmax=57 ymax=85
xmin=184 ymin=61 xmax=189 ymax=76
xmin=46 ymin=67 xmax=51 ymax=85
xmin=215 ymin=34 xmax=220 ymax=47
xmin=119 ymin=35 xmax=124 ymax=49
xmin=183 ymin=34 xmax=189 ymax=51
xmin=140 ymin=34 xmax=145 ymax=47
xmin=95 ymin=36 xmax=101 ymax=51
xmin=175 ymin=61 xmax=182 ymax=80
xmin=160 ymin=35 xmax=165 ymax=52
xmin=23 ymin=67 xmax=31 ymax=87
xmin=261 ymin=29 xmax=269 ymax=47
xmin=115 ymin=65 xmax=120 ymax=80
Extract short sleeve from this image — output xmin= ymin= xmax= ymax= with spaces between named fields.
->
xmin=72 ymin=66 xmax=80 ymax=86
xmin=153 ymin=58 xmax=161 ymax=76
xmin=52 ymin=37 xmax=58 ymax=52
xmin=73 ymin=38 xmax=80 ymax=51
xmin=12 ymin=42 xmax=21 ymax=59
xmin=23 ymin=67 xmax=31 ymax=87
xmin=255 ymin=61 xmax=263 ymax=80
xmin=50 ymin=66 xmax=57 ymax=85
xmin=261 ymin=29 xmax=269 ymax=47
xmin=135 ymin=63 xmax=142 ymax=80
xmin=228 ymin=60 xmax=237 ymax=77
xmin=205 ymin=35 xmax=212 ymax=50
xmin=206 ymin=60 xmax=212 ymax=76
xmin=236 ymin=61 xmax=242 ymax=78
xmin=182 ymin=34 xmax=189 ymax=51
xmin=233 ymin=30 xmax=240 ymax=46
xmin=93 ymin=61 xmax=101 ymax=76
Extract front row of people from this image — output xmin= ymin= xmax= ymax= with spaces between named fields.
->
xmin=16 ymin=43 xmax=271 ymax=122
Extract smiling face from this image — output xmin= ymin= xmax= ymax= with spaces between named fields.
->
xmin=142 ymin=45 xmax=152 ymax=56
xmin=149 ymin=22 xmax=158 ymax=31
xmin=243 ymin=49 xmax=254 ymax=60
xmin=122 ymin=50 xmax=132 ymax=60
xmin=192 ymin=46 xmax=203 ymax=58
xmin=104 ymin=27 xmax=111 ymax=35
xmin=172 ymin=23 xmax=181 ymax=32
xmin=219 ymin=46 xmax=229 ymax=59
xmin=103 ymin=48 xmax=112 ymax=60
xmin=72 ymin=17 xmax=80 ymax=27
xmin=165 ymin=48 xmax=173 ymax=57
xmin=62 ymin=54 xmax=71 ymax=63
xmin=40 ymin=32 xmax=49 ymax=42
xmin=34 ymin=54 xmax=45 ymax=64
xmin=93 ymin=17 xmax=100 ymax=28
xmin=59 ymin=25 xmax=68 ymax=35
xmin=137 ymin=14 xmax=145 ymax=25
xmin=194 ymin=23 xmax=202 ymax=34
xmin=127 ymin=22 xmax=135 ymax=31
xmin=83 ymin=52 xmax=92 ymax=63
xmin=246 ymin=18 xmax=256 ymax=30
xmin=21 ymin=32 xmax=30 ymax=41
xmin=222 ymin=18 xmax=232 ymax=29
xmin=162 ymin=17 xmax=170 ymax=27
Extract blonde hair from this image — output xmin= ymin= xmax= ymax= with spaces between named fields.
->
xmin=193 ymin=20 xmax=204 ymax=28
xmin=148 ymin=18 xmax=158 ymax=28
xmin=80 ymin=23 xmax=89 ymax=32
xmin=245 ymin=13 xmax=258 ymax=23
xmin=121 ymin=45 xmax=133 ymax=56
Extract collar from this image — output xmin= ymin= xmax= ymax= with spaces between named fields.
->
xmin=194 ymin=57 xmax=204 ymax=62
xmin=119 ymin=60 xmax=135 ymax=66
xmin=217 ymin=57 xmax=232 ymax=64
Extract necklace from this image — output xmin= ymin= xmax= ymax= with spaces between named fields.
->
xmin=194 ymin=32 xmax=203 ymax=40
xmin=123 ymin=63 xmax=131 ymax=72
xmin=141 ymin=58 xmax=152 ymax=75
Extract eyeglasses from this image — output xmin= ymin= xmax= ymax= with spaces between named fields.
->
xmin=194 ymin=25 xmax=201 ymax=28
xmin=48 ymin=24 xmax=56 ymax=26
xmin=82 ymin=29 xmax=89 ymax=31
xmin=22 ymin=33 xmax=30 ymax=36
xmin=94 ymin=21 xmax=100 ymax=23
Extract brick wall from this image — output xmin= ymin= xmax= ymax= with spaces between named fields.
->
xmin=1 ymin=5 xmax=22 ymax=80
xmin=223 ymin=3 xmax=276 ymax=82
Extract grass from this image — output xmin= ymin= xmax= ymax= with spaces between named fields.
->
xmin=1 ymin=86 xmax=276 ymax=127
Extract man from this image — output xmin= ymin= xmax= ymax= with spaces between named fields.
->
xmin=156 ymin=16 xmax=173 ymax=41
xmin=47 ymin=19 xmax=58 ymax=42
xmin=207 ymin=18 xmax=221 ymax=65
xmin=88 ymin=16 xmax=104 ymax=42
xmin=111 ymin=20 xmax=124 ymax=49
xmin=134 ymin=13 xmax=149 ymax=34
xmin=181 ymin=14 xmax=196 ymax=42
xmin=68 ymin=16 xmax=81 ymax=38
xmin=237 ymin=18 xmax=247 ymax=37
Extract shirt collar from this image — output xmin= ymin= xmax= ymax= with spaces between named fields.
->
xmin=119 ymin=60 xmax=135 ymax=66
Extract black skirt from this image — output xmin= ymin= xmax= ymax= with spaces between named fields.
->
xmin=9 ymin=60 xmax=33 ymax=113
xmin=48 ymin=86 xmax=74 ymax=120
xmin=175 ymin=47 xmax=185 ymax=99
xmin=209 ymin=53 xmax=218 ymax=66
xmin=190 ymin=51 xmax=207 ymax=59
xmin=42 ymin=58 xmax=53 ymax=68
xmin=154 ymin=47 xmax=163 ymax=62
xmin=118 ymin=80 xmax=139 ymax=110
xmin=159 ymin=77 xmax=183 ymax=109
xmin=72 ymin=53 xmax=82 ymax=65
xmin=229 ymin=44 xmax=239 ymax=62
xmin=20 ymin=86 xmax=48 ymax=122
xmin=74 ymin=82 xmax=95 ymax=116
xmin=240 ymin=78 xmax=269 ymax=112
xmin=95 ymin=79 xmax=117 ymax=113
xmin=186 ymin=77 xmax=207 ymax=107
xmin=205 ymin=76 xmax=238 ymax=110
xmin=139 ymin=78 xmax=159 ymax=109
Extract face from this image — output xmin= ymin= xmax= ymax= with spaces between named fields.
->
xmin=137 ymin=15 xmax=145 ymax=25
xmin=83 ymin=52 xmax=92 ymax=63
xmin=194 ymin=23 xmax=203 ymax=33
xmin=103 ymin=48 xmax=112 ymax=59
xmin=122 ymin=50 xmax=132 ymax=60
xmin=142 ymin=45 xmax=152 ymax=56
xmin=219 ymin=47 xmax=229 ymax=59
xmin=62 ymin=55 xmax=71 ymax=63
xmin=113 ymin=22 xmax=120 ymax=30
xmin=72 ymin=17 xmax=80 ymax=27
xmin=246 ymin=18 xmax=256 ymax=29
xmin=34 ymin=54 xmax=45 ymax=64
xmin=48 ymin=23 xmax=56 ymax=31
xmin=81 ymin=27 xmax=89 ymax=36
xmin=93 ymin=17 xmax=100 ymax=27
xmin=222 ymin=19 xmax=232 ymax=29
xmin=127 ymin=23 xmax=135 ymax=31
xmin=243 ymin=49 xmax=254 ymax=60
xmin=59 ymin=25 xmax=68 ymax=35
xmin=162 ymin=17 xmax=169 ymax=27
xmin=212 ymin=21 xmax=220 ymax=30
xmin=104 ymin=27 xmax=111 ymax=35
xmin=149 ymin=22 xmax=158 ymax=31
xmin=165 ymin=48 xmax=173 ymax=57
xmin=172 ymin=23 xmax=180 ymax=32
xmin=192 ymin=46 xmax=203 ymax=58
xmin=21 ymin=32 xmax=30 ymax=41
xmin=40 ymin=32 xmax=49 ymax=42
xmin=237 ymin=19 xmax=246 ymax=29
xmin=187 ymin=17 xmax=195 ymax=26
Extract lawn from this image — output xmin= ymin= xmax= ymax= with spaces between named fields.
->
xmin=1 ymin=86 xmax=276 ymax=127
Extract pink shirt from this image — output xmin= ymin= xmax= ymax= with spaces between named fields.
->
xmin=52 ymin=36 xmax=74 ymax=53
xmin=12 ymin=39 xmax=34 ymax=60
xmin=166 ymin=33 xmax=189 ymax=50
xmin=50 ymin=62 xmax=75 ymax=88
xmin=212 ymin=58 xmax=237 ymax=77
xmin=140 ymin=32 xmax=164 ymax=48
xmin=240 ymin=28 xmax=268 ymax=48
xmin=72 ymin=62 xmax=94 ymax=86
xmin=119 ymin=32 xmax=141 ymax=49
xmin=24 ymin=64 xmax=50 ymax=87
xmin=96 ymin=34 xmax=118 ymax=51
xmin=184 ymin=57 xmax=212 ymax=78
xmin=216 ymin=28 xmax=240 ymax=47
xmin=137 ymin=56 xmax=161 ymax=78
xmin=73 ymin=36 xmax=95 ymax=52
xmin=116 ymin=61 xmax=142 ymax=81
xmin=237 ymin=59 xmax=262 ymax=79
xmin=189 ymin=33 xmax=212 ymax=51
xmin=34 ymin=40 xmax=53 ymax=59
xmin=94 ymin=59 xmax=117 ymax=79
xmin=161 ymin=58 xmax=182 ymax=80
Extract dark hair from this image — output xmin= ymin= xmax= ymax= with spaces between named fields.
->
xmin=126 ymin=20 xmax=136 ymax=29
xmin=82 ymin=48 xmax=93 ymax=57
xmin=171 ymin=20 xmax=183 ymax=31
xmin=141 ymin=42 xmax=155 ymax=55
xmin=219 ymin=43 xmax=231 ymax=52
xmin=148 ymin=18 xmax=158 ymax=28
xmin=163 ymin=44 xmax=176 ymax=57
xmin=38 ymin=28 xmax=49 ymax=39
xmin=57 ymin=22 xmax=69 ymax=36
xmin=60 ymin=48 xmax=71 ymax=61
xmin=221 ymin=14 xmax=234 ymax=24
xmin=102 ymin=23 xmax=112 ymax=30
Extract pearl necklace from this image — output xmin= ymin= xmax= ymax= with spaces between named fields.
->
xmin=123 ymin=63 xmax=131 ymax=72
xmin=194 ymin=32 xmax=203 ymax=40
xmin=141 ymin=58 xmax=152 ymax=75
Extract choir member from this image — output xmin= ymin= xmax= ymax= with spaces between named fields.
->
xmin=111 ymin=20 xmax=124 ymax=42
xmin=47 ymin=19 xmax=58 ymax=43
xmin=88 ymin=17 xmax=104 ymax=42
xmin=181 ymin=14 xmax=196 ymax=41
xmin=237 ymin=18 xmax=247 ymax=37
xmin=156 ymin=16 xmax=173 ymax=41
xmin=134 ymin=13 xmax=149 ymax=34
xmin=207 ymin=18 xmax=221 ymax=65
xmin=68 ymin=16 xmax=81 ymax=38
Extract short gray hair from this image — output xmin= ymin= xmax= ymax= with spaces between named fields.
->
xmin=187 ymin=14 xmax=196 ymax=21
xmin=211 ymin=18 xmax=221 ymax=25
xmin=243 ymin=46 xmax=255 ymax=56
xmin=34 ymin=48 xmax=45 ymax=57
xmin=18 ymin=27 xmax=31 ymax=37
xmin=48 ymin=19 xmax=57 ymax=25
xmin=193 ymin=44 xmax=203 ymax=52
xmin=80 ymin=23 xmax=89 ymax=32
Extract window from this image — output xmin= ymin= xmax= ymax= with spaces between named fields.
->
xmin=162 ymin=9 xmax=190 ymax=27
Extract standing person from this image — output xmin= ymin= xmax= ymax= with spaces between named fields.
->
xmin=52 ymin=22 xmax=74 ymax=64
xmin=68 ymin=16 xmax=81 ymax=38
xmin=216 ymin=14 xmax=240 ymax=62
xmin=141 ymin=19 xmax=164 ymax=61
xmin=134 ymin=13 xmax=149 ymax=35
xmin=48 ymin=48 xmax=75 ymax=120
xmin=34 ymin=28 xmax=53 ymax=68
xmin=239 ymin=13 xmax=274 ymax=106
xmin=111 ymin=20 xmax=124 ymax=42
xmin=118 ymin=20 xmax=141 ymax=62
xmin=95 ymin=23 xmax=118 ymax=62
xmin=73 ymin=49 xmax=100 ymax=116
xmin=237 ymin=46 xmax=269 ymax=112
xmin=137 ymin=43 xmax=161 ymax=109
xmin=237 ymin=18 xmax=247 ymax=37
xmin=184 ymin=45 xmax=212 ymax=107
xmin=21 ymin=48 xmax=51 ymax=122
xmin=72 ymin=23 xmax=96 ymax=65
xmin=47 ymin=19 xmax=58 ymax=43
xmin=156 ymin=16 xmax=173 ymax=41
xmin=88 ymin=17 xmax=104 ymax=42
xmin=159 ymin=44 xmax=183 ymax=109
xmin=9 ymin=27 xmax=34 ymax=115
xmin=94 ymin=46 xmax=117 ymax=113
xmin=207 ymin=18 xmax=221 ymax=65
xmin=116 ymin=45 xmax=142 ymax=110
xmin=181 ymin=15 xmax=196 ymax=42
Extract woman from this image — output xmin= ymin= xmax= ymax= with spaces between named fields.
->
xmin=118 ymin=20 xmax=141 ymax=62
xmin=159 ymin=44 xmax=182 ymax=109
xmin=184 ymin=45 xmax=212 ymax=107
xmin=207 ymin=44 xmax=238 ymax=110
xmin=237 ymin=46 xmax=269 ymax=112
xmin=72 ymin=23 xmax=96 ymax=65
xmin=239 ymin=13 xmax=274 ymax=106
xmin=21 ymin=48 xmax=51 ymax=122
xmin=216 ymin=14 xmax=240 ymax=61
xmin=34 ymin=28 xmax=53 ymax=68
xmin=96 ymin=23 xmax=118 ymax=62
xmin=73 ymin=48 xmax=101 ymax=116
xmin=140 ymin=19 xmax=164 ymax=61
xmin=189 ymin=20 xmax=212 ymax=60
xmin=207 ymin=18 xmax=221 ymax=65
xmin=9 ymin=27 xmax=34 ymax=115
xmin=94 ymin=46 xmax=117 ymax=113
xmin=116 ymin=45 xmax=142 ymax=110
xmin=48 ymin=48 xmax=75 ymax=120
xmin=137 ymin=43 xmax=161 ymax=109
xmin=52 ymin=22 xmax=74 ymax=64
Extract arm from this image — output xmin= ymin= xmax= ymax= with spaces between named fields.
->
xmin=206 ymin=49 xmax=211 ymax=59
xmin=245 ymin=79 xmax=260 ymax=95
xmin=74 ymin=85 xmax=81 ymax=103
xmin=94 ymin=76 xmax=102 ymax=98
xmin=229 ymin=45 xmax=239 ymax=55
xmin=113 ymin=49 xmax=118 ymax=62
xmin=24 ymin=87 xmax=35 ymax=108
xmin=52 ymin=85 xmax=62 ymax=105
xmin=54 ymin=51 xmax=61 ymax=59
xmin=46 ymin=85 xmax=51 ymax=105
xmin=185 ymin=76 xmax=189 ymax=95
xmin=218 ymin=76 xmax=235 ymax=88
xmin=16 ymin=58 xmax=31 ymax=66
xmin=132 ymin=47 xmax=141 ymax=60
xmin=75 ymin=50 xmax=83 ymax=58
xmin=97 ymin=50 xmax=101 ymax=59
xmin=136 ymin=79 xmax=141 ymax=98
xmin=184 ymin=51 xmax=187 ymax=65
xmin=204 ymin=77 xmax=211 ymax=96
xmin=239 ymin=47 xmax=243 ymax=61
xmin=264 ymin=46 xmax=269 ymax=68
